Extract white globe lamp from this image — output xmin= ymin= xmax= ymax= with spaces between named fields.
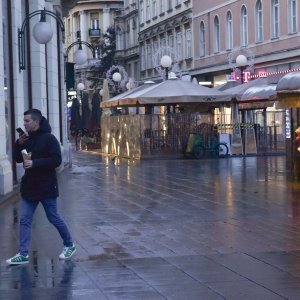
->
xmin=33 ymin=21 xmax=53 ymax=44
xmin=160 ymin=55 xmax=172 ymax=68
xmin=112 ymin=72 xmax=122 ymax=82
xmin=99 ymin=89 xmax=103 ymax=96
xmin=77 ymin=83 xmax=85 ymax=91
xmin=73 ymin=49 xmax=88 ymax=65
xmin=236 ymin=54 xmax=247 ymax=67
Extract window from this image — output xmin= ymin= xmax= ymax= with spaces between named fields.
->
xmin=147 ymin=42 xmax=152 ymax=68
xmin=132 ymin=19 xmax=137 ymax=30
xmin=132 ymin=19 xmax=137 ymax=44
xmin=153 ymin=39 xmax=159 ymax=66
xmin=271 ymin=0 xmax=279 ymax=38
xmin=90 ymin=13 xmax=99 ymax=29
xmin=146 ymin=0 xmax=151 ymax=20
xmin=176 ymin=31 xmax=182 ymax=60
xmin=226 ymin=11 xmax=233 ymax=50
xmin=241 ymin=6 xmax=248 ymax=46
xmin=116 ymin=27 xmax=124 ymax=50
xmin=214 ymin=16 xmax=220 ymax=52
xmin=256 ymin=0 xmax=263 ymax=42
xmin=289 ymin=0 xmax=297 ymax=33
xmin=175 ymin=0 xmax=181 ymax=5
xmin=200 ymin=21 xmax=205 ymax=56
xmin=160 ymin=0 xmax=164 ymax=13
xmin=141 ymin=45 xmax=146 ymax=70
xmin=127 ymin=21 xmax=130 ymax=33
xmin=186 ymin=29 xmax=192 ymax=58
xmin=168 ymin=0 xmax=172 ymax=10
xmin=140 ymin=1 xmax=144 ymax=23
xmin=160 ymin=36 xmax=166 ymax=48
xmin=168 ymin=34 xmax=174 ymax=48
xmin=153 ymin=0 xmax=157 ymax=17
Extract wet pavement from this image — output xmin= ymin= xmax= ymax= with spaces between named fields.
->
xmin=1 ymin=152 xmax=300 ymax=299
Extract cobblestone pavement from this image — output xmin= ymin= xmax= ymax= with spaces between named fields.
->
xmin=1 ymin=152 xmax=300 ymax=299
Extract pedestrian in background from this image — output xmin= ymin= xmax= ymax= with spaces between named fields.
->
xmin=6 ymin=109 xmax=76 ymax=265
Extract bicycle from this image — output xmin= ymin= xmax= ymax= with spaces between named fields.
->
xmin=184 ymin=133 xmax=229 ymax=158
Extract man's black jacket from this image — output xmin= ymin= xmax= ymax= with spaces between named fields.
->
xmin=14 ymin=117 xmax=62 ymax=201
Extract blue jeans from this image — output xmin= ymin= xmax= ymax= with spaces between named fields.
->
xmin=19 ymin=197 xmax=73 ymax=256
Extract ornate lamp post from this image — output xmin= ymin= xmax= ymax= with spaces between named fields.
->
xmin=65 ymin=39 xmax=96 ymax=65
xmin=236 ymin=54 xmax=248 ymax=84
xmin=106 ymin=65 xmax=128 ymax=96
xmin=112 ymin=72 xmax=122 ymax=83
xmin=77 ymin=82 xmax=85 ymax=91
xmin=18 ymin=8 xmax=64 ymax=71
xmin=160 ymin=55 xmax=172 ymax=80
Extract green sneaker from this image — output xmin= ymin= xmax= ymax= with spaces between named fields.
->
xmin=59 ymin=244 xmax=76 ymax=260
xmin=6 ymin=253 xmax=29 ymax=265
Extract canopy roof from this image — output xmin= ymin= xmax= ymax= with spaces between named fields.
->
xmin=101 ymin=77 xmax=231 ymax=107
xmin=224 ymin=74 xmax=283 ymax=101
xmin=275 ymin=72 xmax=300 ymax=108
xmin=101 ymin=82 xmax=155 ymax=108
xmin=276 ymin=71 xmax=300 ymax=92
xmin=240 ymin=84 xmax=277 ymax=102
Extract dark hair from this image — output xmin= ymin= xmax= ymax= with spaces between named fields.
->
xmin=24 ymin=109 xmax=43 ymax=121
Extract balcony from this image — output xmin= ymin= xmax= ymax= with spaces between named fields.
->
xmin=89 ymin=28 xmax=101 ymax=37
xmin=115 ymin=45 xmax=139 ymax=59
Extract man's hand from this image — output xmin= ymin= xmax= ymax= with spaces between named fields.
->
xmin=18 ymin=133 xmax=29 ymax=145
xmin=23 ymin=160 xmax=33 ymax=170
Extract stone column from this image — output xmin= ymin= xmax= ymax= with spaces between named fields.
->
xmin=0 ymin=0 xmax=16 ymax=194
xmin=103 ymin=8 xmax=110 ymax=31
xmin=72 ymin=13 xmax=77 ymax=42
xmin=80 ymin=10 xmax=87 ymax=42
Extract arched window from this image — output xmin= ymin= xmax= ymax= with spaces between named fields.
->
xmin=186 ymin=28 xmax=192 ymax=58
xmin=214 ymin=16 xmax=220 ymax=52
xmin=256 ymin=0 xmax=263 ymax=42
xmin=226 ymin=11 xmax=233 ymax=50
xmin=200 ymin=21 xmax=205 ymax=56
xmin=241 ymin=5 xmax=248 ymax=46
xmin=271 ymin=0 xmax=280 ymax=38
xmin=288 ymin=0 xmax=297 ymax=33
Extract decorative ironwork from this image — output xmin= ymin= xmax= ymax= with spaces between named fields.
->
xmin=106 ymin=65 xmax=128 ymax=90
xmin=152 ymin=46 xmax=181 ymax=79
xmin=227 ymin=47 xmax=255 ymax=73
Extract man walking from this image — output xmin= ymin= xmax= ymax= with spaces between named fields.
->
xmin=6 ymin=109 xmax=76 ymax=265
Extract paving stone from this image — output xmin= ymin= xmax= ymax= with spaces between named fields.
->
xmin=1 ymin=152 xmax=300 ymax=299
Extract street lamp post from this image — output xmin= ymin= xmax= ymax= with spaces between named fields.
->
xmin=18 ymin=8 xmax=72 ymax=167
xmin=235 ymin=54 xmax=248 ymax=154
xmin=65 ymin=39 xmax=96 ymax=89
xmin=160 ymin=55 xmax=172 ymax=80
xmin=76 ymin=82 xmax=85 ymax=104
xmin=161 ymin=55 xmax=173 ymax=113
xmin=236 ymin=54 xmax=248 ymax=84
xmin=112 ymin=72 xmax=122 ymax=83
xmin=18 ymin=8 xmax=65 ymax=71
xmin=65 ymin=39 xmax=96 ymax=65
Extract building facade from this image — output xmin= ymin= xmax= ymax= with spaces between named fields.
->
xmin=64 ymin=0 xmax=123 ymax=91
xmin=0 ymin=0 xmax=68 ymax=195
xmin=138 ymin=0 xmax=193 ymax=81
xmin=114 ymin=0 xmax=139 ymax=85
xmin=192 ymin=0 xmax=300 ymax=85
